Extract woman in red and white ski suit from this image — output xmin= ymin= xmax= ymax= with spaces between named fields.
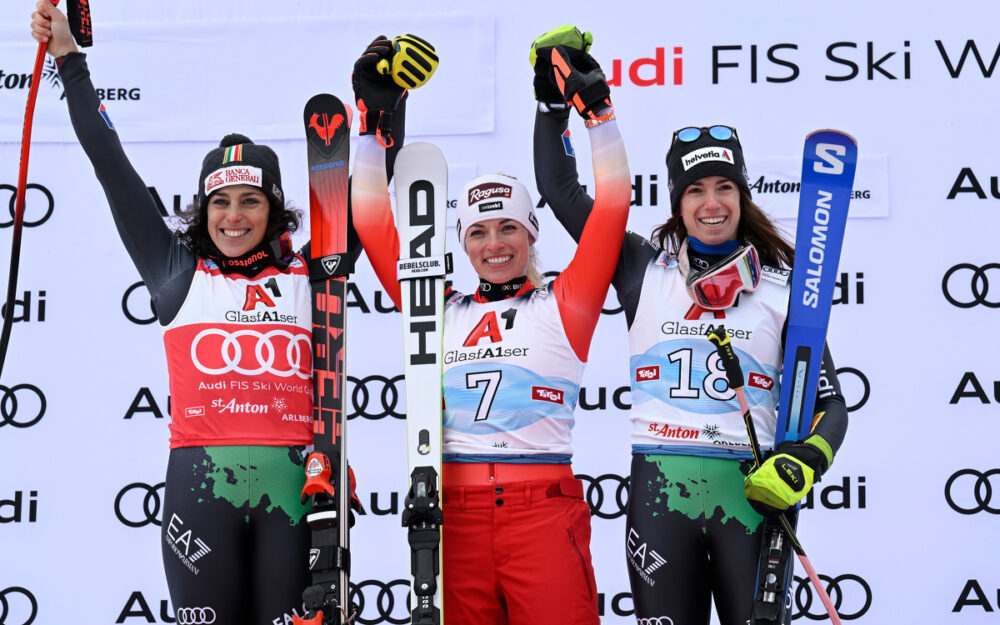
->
xmin=351 ymin=55 xmax=629 ymax=625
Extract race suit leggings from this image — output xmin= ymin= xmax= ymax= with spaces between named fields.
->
xmin=625 ymin=454 xmax=787 ymax=625
xmin=161 ymin=445 xmax=310 ymax=625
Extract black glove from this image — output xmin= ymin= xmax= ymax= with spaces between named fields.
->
xmin=352 ymin=35 xmax=408 ymax=147
xmin=548 ymin=44 xmax=613 ymax=125
xmin=529 ymin=25 xmax=593 ymax=105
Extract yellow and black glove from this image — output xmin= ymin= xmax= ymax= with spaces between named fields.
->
xmin=744 ymin=434 xmax=834 ymax=515
xmin=529 ymin=24 xmax=592 ymax=104
xmin=380 ymin=34 xmax=439 ymax=89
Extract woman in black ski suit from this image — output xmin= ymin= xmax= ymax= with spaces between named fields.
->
xmin=30 ymin=4 xmax=413 ymax=623
xmin=529 ymin=26 xmax=849 ymax=625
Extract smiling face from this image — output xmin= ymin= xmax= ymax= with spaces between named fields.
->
xmin=464 ymin=218 xmax=532 ymax=284
xmin=679 ymin=176 xmax=741 ymax=245
xmin=206 ymin=184 xmax=271 ymax=258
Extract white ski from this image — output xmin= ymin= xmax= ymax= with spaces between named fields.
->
xmin=395 ymin=141 xmax=448 ymax=625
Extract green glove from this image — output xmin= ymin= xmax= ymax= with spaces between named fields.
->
xmin=744 ymin=434 xmax=833 ymax=515
xmin=529 ymin=24 xmax=592 ymax=104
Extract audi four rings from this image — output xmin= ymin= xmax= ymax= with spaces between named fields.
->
xmin=114 ymin=482 xmax=165 ymax=527
xmin=0 ymin=587 xmax=37 ymax=625
xmin=0 ymin=384 xmax=46 ymax=428
xmin=190 ymin=328 xmax=311 ymax=379
xmin=945 ymin=468 xmax=1000 ymax=514
xmin=942 ymin=263 xmax=1000 ymax=308
xmin=792 ymin=573 xmax=872 ymax=620
xmin=1 ymin=183 xmax=54 ymax=228
xmin=350 ymin=579 xmax=411 ymax=625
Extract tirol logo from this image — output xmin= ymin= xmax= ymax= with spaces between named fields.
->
xmin=748 ymin=371 xmax=774 ymax=391
xmin=682 ymin=147 xmax=733 ymax=170
xmin=468 ymin=183 xmax=512 ymax=205
xmin=531 ymin=386 xmax=564 ymax=404
xmin=635 ymin=365 xmax=660 ymax=382
xmin=204 ymin=166 xmax=262 ymax=195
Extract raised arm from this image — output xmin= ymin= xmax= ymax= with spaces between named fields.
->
xmin=33 ymin=2 xmax=195 ymax=324
xmin=529 ymin=44 xmax=631 ymax=360
xmin=352 ymin=135 xmax=402 ymax=310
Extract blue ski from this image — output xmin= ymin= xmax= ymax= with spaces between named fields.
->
xmin=775 ymin=130 xmax=858 ymax=445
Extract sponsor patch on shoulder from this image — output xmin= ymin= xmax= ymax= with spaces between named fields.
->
xmin=656 ymin=251 xmax=679 ymax=268
xmin=561 ymin=129 xmax=575 ymax=157
xmin=762 ymin=265 xmax=790 ymax=286
xmin=98 ymin=102 xmax=115 ymax=130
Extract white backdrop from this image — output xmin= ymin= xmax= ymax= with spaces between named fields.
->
xmin=2 ymin=1 xmax=999 ymax=624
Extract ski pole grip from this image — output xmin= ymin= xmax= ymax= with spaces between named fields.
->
xmin=707 ymin=326 xmax=745 ymax=390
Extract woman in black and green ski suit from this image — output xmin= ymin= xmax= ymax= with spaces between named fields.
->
xmin=529 ymin=26 xmax=849 ymax=625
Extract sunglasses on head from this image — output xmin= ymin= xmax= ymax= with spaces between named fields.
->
xmin=672 ymin=125 xmax=740 ymax=145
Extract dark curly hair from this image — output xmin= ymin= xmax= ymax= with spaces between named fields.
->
xmin=651 ymin=190 xmax=794 ymax=269
xmin=176 ymin=198 xmax=302 ymax=259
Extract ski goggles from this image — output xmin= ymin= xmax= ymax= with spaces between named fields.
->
xmin=672 ymin=125 xmax=740 ymax=146
xmin=678 ymin=238 xmax=762 ymax=310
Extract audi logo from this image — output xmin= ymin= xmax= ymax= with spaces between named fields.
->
xmin=0 ymin=183 xmax=54 ymax=228
xmin=176 ymin=607 xmax=217 ymax=625
xmin=942 ymin=263 xmax=1000 ymax=308
xmin=191 ymin=328 xmax=310 ymax=379
xmin=945 ymin=468 xmax=1000 ymax=515
xmin=348 ymin=375 xmax=405 ymax=420
xmin=0 ymin=587 xmax=37 ymax=625
xmin=792 ymin=573 xmax=871 ymax=620
xmin=122 ymin=281 xmax=157 ymax=325
xmin=835 ymin=367 xmax=870 ymax=413
xmin=114 ymin=482 xmax=165 ymax=527
xmin=349 ymin=579 xmax=410 ymax=625
xmin=576 ymin=473 xmax=629 ymax=520
xmin=0 ymin=384 xmax=46 ymax=429
xmin=636 ymin=618 xmax=673 ymax=625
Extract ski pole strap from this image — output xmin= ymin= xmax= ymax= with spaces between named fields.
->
xmin=397 ymin=253 xmax=451 ymax=280
xmin=309 ymin=253 xmax=354 ymax=281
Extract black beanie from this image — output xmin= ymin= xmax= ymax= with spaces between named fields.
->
xmin=665 ymin=126 xmax=751 ymax=215
xmin=197 ymin=133 xmax=284 ymax=213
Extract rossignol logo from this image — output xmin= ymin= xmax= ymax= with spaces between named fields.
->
xmin=204 ymin=166 xmax=262 ymax=195
xmin=682 ymin=147 xmax=733 ymax=170
xmin=468 ymin=183 xmax=512 ymax=204
xmin=219 ymin=249 xmax=267 ymax=269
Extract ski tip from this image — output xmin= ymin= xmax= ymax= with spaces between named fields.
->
xmin=805 ymin=129 xmax=858 ymax=147
xmin=397 ymin=141 xmax=448 ymax=169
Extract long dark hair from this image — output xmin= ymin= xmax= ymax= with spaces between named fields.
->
xmin=176 ymin=198 xmax=302 ymax=259
xmin=650 ymin=190 xmax=794 ymax=269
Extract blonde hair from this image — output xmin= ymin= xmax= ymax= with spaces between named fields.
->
xmin=527 ymin=245 xmax=543 ymax=288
